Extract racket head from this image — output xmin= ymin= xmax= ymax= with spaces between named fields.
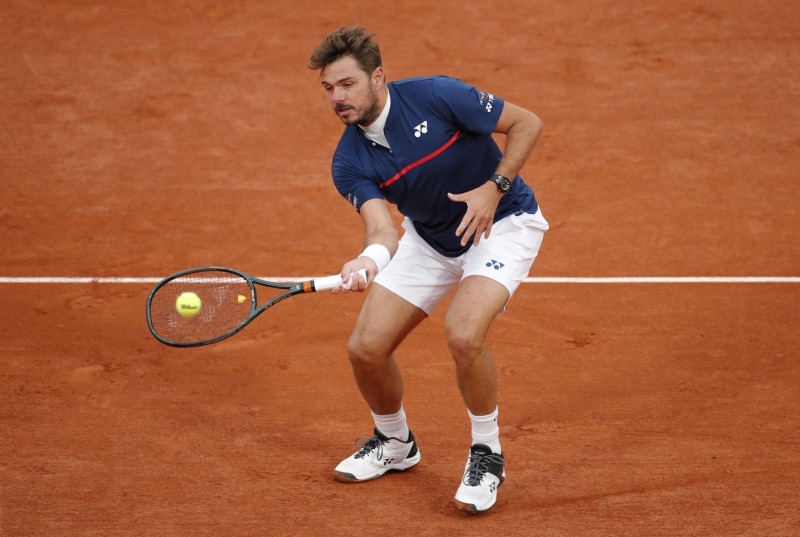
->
xmin=146 ymin=267 xmax=256 ymax=347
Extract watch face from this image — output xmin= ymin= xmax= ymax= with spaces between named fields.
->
xmin=491 ymin=174 xmax=511 ymax=193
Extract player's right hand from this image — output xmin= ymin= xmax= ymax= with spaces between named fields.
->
xmin=332 ymin=259 xmax=373 ymax=294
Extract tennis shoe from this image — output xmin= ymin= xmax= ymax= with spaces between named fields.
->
xmin=334 ymin=428 xmax=420 ymax=482
xmin=454 ymin=444 xmax=506 ymax=513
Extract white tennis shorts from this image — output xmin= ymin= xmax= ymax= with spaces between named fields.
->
xmin=374 ymin=209 xmax=549 ymax=315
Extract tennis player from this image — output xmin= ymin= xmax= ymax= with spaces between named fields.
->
xmin=310 ymin=26 xmax=549 ymax=513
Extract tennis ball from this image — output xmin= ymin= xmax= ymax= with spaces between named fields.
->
xmin=176 ymin=292 xmax=201 ymax=318
xmin=237 ymin=294 xmax=247 ymax=304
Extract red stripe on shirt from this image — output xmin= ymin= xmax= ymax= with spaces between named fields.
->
xmin=379 ymin=131 xmax=461 ymax=189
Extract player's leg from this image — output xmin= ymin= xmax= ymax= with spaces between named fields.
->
xmin=449 ymin=209 xmax=548 ymax=512
xmin=336 ymin=219 xmax=461 ymax=482
xmin=349 ymin=217 xmax=461 ymax=416
xmin=446 ymin=276 xmax=509 ymax=511
xmin=444 ymin=276 xmax=508 ymax=416
xmin=334 ymin=284 xmax=427 ymax=482
xmin=346 ymin=283 xmax=427 ymax=416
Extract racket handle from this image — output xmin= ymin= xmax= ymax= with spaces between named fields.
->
xmin=313 ymin=268 xmax=368 ymax=292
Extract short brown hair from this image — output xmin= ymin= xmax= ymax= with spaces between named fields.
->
xmin=309 ymin=26 xmax=382 ymax=74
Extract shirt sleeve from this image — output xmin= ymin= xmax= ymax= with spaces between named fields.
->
xmin=332 ymin=151 xmax=384 ymax=212
xmin=431 ymin=76 xmax=505 ymax=135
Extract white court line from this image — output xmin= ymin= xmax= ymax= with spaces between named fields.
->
xmin=0 ymin=276 xmax=798 ymax=284
xmin=526 ymin=277 xmax=800 ymax=284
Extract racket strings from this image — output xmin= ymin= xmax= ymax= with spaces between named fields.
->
xmin=149 ymin=271 xmax=253 ymax=345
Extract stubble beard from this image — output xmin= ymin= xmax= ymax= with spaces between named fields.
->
xmin=336 ymin=89 xmax=380 ymax=127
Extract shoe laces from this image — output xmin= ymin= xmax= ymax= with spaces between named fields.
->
xmin=463 ymin=450 xmax=504 ymax=486
xmin=353 ymin=435 xmax=385 ymax=460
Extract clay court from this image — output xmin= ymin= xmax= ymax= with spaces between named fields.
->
xmin=2 ymin=1 xmax=799 ymax=535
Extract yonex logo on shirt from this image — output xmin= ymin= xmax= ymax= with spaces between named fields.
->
xmin=487 ymin=259 xmax=505 ymax=270
xmin=413 ymin=121 xmax=428 ymax=138
xmin=479 ymin=92 xmax=495 ymax=113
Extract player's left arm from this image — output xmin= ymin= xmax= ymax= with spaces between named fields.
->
xmin=449 ymin=102 xmax=543 ymax=246
xmin=492 ymin=102 xmax=543 ymax=180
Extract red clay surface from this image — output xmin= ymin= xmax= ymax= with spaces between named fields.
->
xmin=2 ymin=1 xmax=799 ymax=536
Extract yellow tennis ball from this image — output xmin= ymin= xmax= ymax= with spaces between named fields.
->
xmin=176 ymin=292 xmax=201 ymax=318
xmin=237 ymin=294 xmax=247 ymax=304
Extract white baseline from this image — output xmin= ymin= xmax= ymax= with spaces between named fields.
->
xmin=0 ymin=276 xmax=798 ymax=284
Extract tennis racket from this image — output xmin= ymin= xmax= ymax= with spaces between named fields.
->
xmin=146 ymin=266 xmax=367 ymax=347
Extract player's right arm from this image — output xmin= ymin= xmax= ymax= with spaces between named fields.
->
xmin=331 ymin=136 xmax=397 ymax=292
xmin=335 ymin=198 xmax=398 ymax=293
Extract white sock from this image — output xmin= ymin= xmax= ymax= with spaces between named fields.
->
xmin=469 ymin=407 xmax=501 ymax=454
xmin=372 ymin=407 xmax=410 ymax=442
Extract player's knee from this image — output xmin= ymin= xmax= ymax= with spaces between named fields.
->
xmin=346 ymin=332 xmax=387 ymax=370
xmin=444 ymin=323 xmax=484 ymax=363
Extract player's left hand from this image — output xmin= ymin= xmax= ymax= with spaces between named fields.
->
xmin=448 ymin=182 xmax=502 ymax=247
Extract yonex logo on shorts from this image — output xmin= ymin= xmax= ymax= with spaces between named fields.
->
xmin=413 ymin=121 xmax=428 ymax=138
xmin=487 ymin=259 xmax=505 ymax=270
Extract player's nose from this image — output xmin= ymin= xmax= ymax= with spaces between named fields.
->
xmin=331 ymin=87 xmax=347 ymax=103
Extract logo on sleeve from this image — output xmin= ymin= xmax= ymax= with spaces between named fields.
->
xmin=478 ymin=92 xmax=495 ymax=113
xmin=413 ymin=121 xmax=428 ymax=138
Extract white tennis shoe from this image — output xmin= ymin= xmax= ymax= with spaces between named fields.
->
xmin=334 ymin=428 xmax=421 ymax=482
xmin=454 ymin=444 xmax=506 ymax=513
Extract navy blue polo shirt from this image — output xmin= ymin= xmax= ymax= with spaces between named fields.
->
xmin=332 ymin=75 xmax=539 ymax=257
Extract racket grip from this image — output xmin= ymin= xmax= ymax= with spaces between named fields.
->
xmin=313 ymin=269 xmax=368 ymax=292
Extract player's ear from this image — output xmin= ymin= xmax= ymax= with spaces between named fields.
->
xmin=372 ymin=66 xmax=385 ymax=88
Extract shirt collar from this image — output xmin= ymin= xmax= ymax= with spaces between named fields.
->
xmin=359 ymin=90 xmax=391 ymax=148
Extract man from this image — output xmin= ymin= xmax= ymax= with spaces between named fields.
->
xmin=309 ymin=26 xmax=549 ymax=513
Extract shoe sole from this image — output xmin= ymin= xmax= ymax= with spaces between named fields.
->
xmin=333 ymin=452 xmax=421 ymax=483
xmin=453 ymin=496 xmax=497 ymax=514
xmin=454 ymin=499 xmax=485 ymax=514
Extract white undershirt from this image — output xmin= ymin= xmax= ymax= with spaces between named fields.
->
xmin=359 ymin=90 xmax=391 ymax=149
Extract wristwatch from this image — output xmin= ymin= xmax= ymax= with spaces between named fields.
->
xmin=489 ymin=174 xmax=512 ymax=194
